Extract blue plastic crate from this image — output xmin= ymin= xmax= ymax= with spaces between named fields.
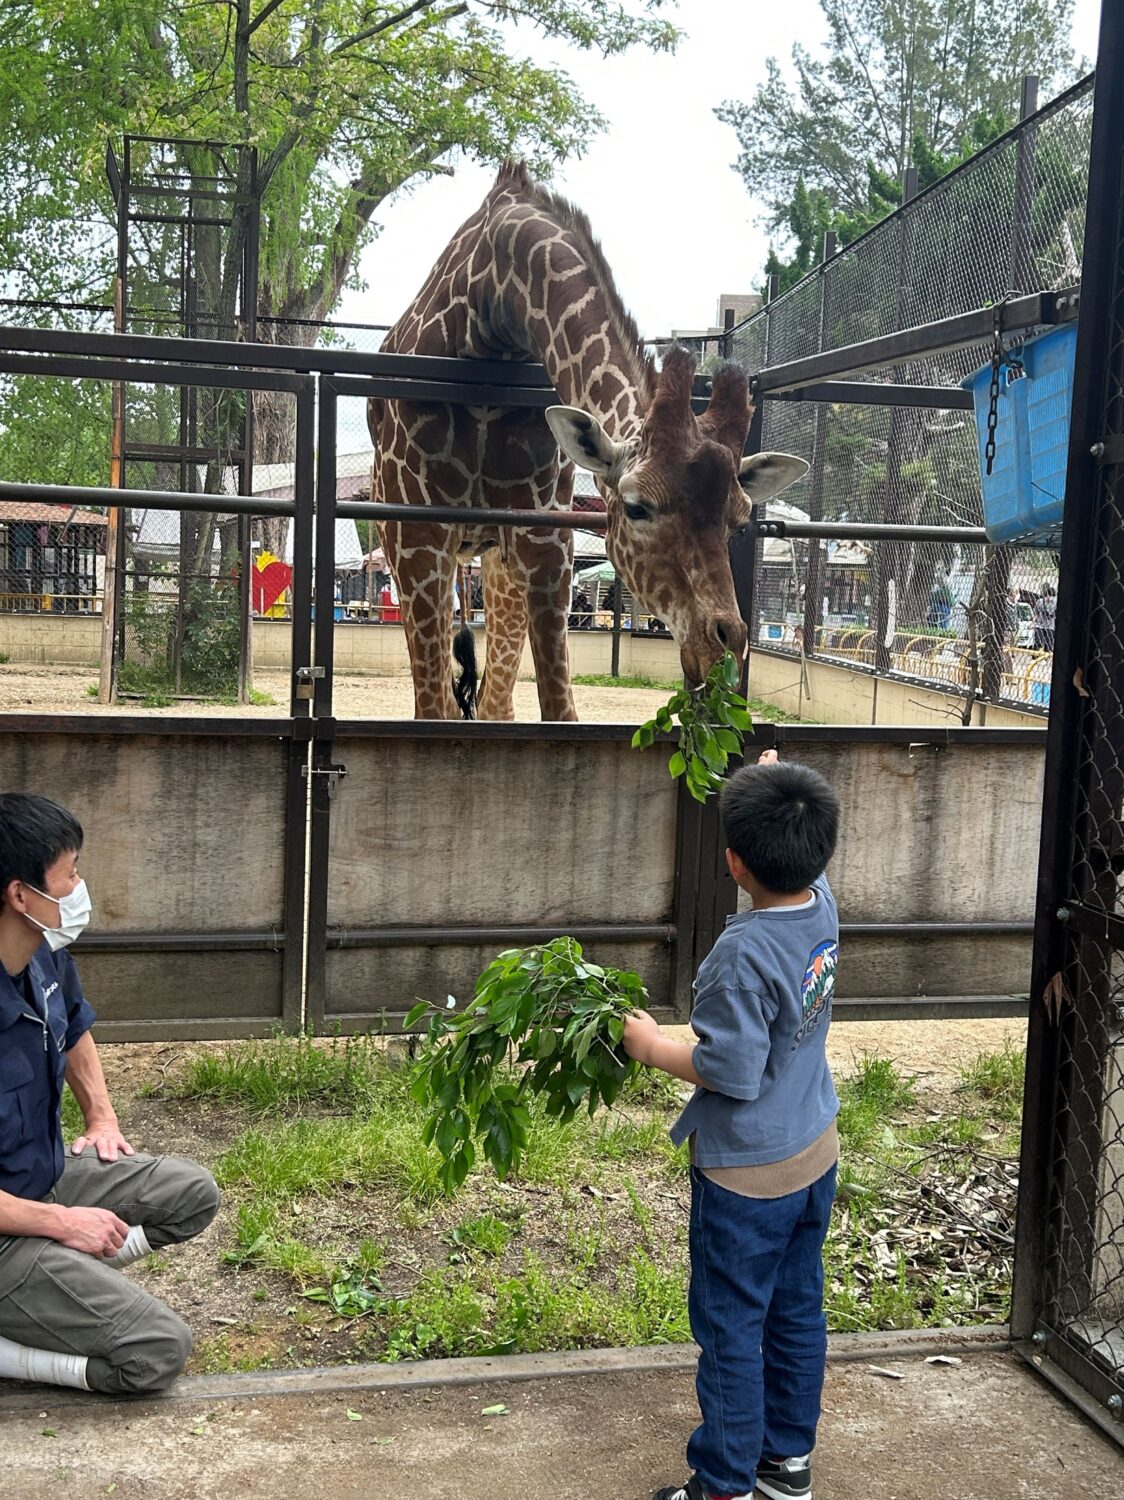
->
xmin=962 ymin=322 xmax=1077 ymax=547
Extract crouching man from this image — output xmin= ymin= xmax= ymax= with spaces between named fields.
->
xmin=0 ymin=793 xmax=219 ymax=1395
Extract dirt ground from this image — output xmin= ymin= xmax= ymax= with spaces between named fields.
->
xmin=0 ymin=662 xmax=673 ymax=723
xmin=0 ymin=1350 xmax=1119 ymax=1499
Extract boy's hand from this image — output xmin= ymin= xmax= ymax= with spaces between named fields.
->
xmin=622 ymin=1008 xmax=661 ymax=1064
xmin=757 ymin=748 xmax=779 ymax=765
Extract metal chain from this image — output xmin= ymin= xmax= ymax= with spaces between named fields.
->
xmin=984 ymin=294 xmax=1025 ymax=477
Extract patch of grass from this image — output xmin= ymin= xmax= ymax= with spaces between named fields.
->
xmin=447 ymin=1214 xmax=511 ymax=1259
xmin=955 ymin=1040 xmax=1025 ymax=1121
xmin=0 ymin=652 xmax=10 ymax=664
xmin=60 ymin=1085 xmax=84 ymax=1141
xmin=85 ymin=682 xmax=99 ymax=698
xmin=836 ymin=1054 xmax=918 ymax=1151
xmin=572 ymin=673 xmax=681 ymax=691
xmin=177 ymin=1030 xmax=388 ymax=1113
xmin=248 ymin=688 xmax=275 ymax=706
xmin=194 ymin=1332 xmax=278 ymax=1374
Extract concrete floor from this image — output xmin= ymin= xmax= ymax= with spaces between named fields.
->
xmin=0 ymin=1344 xmax=1120 ymax=1499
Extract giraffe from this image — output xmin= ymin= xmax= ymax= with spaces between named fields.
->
xmin=368 ymin=162 xmax=808 ymax=721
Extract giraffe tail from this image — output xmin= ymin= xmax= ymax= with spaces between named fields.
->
xmin=452 ymin=624 xmax=478 ymax=720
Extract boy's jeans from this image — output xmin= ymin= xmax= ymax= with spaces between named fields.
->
xmin=686 ymin=1161 xmax=837 ymax=1497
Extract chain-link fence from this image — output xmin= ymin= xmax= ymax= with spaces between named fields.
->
xmin=717 ymin=76 xmax=1095 ymax=717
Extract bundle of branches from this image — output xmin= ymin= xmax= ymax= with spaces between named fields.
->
xmin=632 ymin=651 xmax=753 ymax=802
xmin=405 ymin=938 xmax=648 ymax=1194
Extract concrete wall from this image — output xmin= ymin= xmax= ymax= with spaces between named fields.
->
xmin=748 ymin=647 xmax=1043 ymax=729
xmin=0 ymin=612 xmax=101 ymax=665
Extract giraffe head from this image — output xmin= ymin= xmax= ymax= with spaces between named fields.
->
xmin=547 ymin=348 xmax=808 ymax=686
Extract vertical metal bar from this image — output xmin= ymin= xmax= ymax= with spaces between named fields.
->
xmin=875 ymin=168 xmax=918 ymax=678
xmin=670 ymin=775 xmax=704 ymax=1017
xmin=280 ymin=376 xmax=317 ymax=1030
xmin=984 ymin=77 xmax=1040 ymax=702
xmin=611 ymin=584 xmax=622 ymax=677
xmin=237 ymin=148 xmax=260 ymax=707
xmin=99 ymin=268 xmax=126 ymax=705
xmin=1011 ymin=17 xmax=1124 ymax=1343
xmin=303 ymin=377 xmax=339 ymax=1033
xmin=802 ymin=231 xmax=837 ymax=658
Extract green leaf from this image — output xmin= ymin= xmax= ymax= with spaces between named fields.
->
xmin=403 ymin=1001 xmax=430 ymax=1030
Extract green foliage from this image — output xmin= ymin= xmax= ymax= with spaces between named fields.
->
xmin=719 ymin=0 xmax=1076 ymax=232
xmin=955 ymin=1040 xmax=1025 ymax=1121
xmin=836 ymin=1054 xmax=918 ymax=1151
xmin=178 ymin=1029 xmax=389 ymax=1113
xmin=117 ymin=581 xmax=240 ymax=699
xmin=631 ymin=650 xmax=751 ymax=803
xmin=406 ymin=937 xmax=648 ymax=1194
xmin=447 ymin=1214 xmax=512 ymax=1260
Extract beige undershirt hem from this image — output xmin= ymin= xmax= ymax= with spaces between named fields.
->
xmin=691 ymin=1118 xmax=839 ymax=1199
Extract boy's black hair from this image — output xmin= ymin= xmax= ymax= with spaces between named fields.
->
xmin=719 ymin=761 xmax=838 ymax=894
xmin=0 ymin=793 xmax=84 ymax=903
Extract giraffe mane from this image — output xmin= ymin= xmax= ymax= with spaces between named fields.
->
xmin=491 ymin=161 xmax=656 ymax=406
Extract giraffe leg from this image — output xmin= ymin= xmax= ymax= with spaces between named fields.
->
xmin=478 ymin=548 xmax=527 ymax=721
xmin=380 ymin=518 xmax=460 ymax=720
xmin=514 ymin=529 xmax=578 ymax=722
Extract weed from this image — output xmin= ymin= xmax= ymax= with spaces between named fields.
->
xmin=447 ymin=1214 xmax=511 ymax=1259
xmin=836 ymin=1054 xmax=917 ymax=1150
xmin=178 ymin=1029 xmax=388 ymax=1113
xmin=956 ymin=1041 xmax=1025 ymax=1121
xmin=60 ymin=1085 xmax=84 ymax=1141
xmin=86 ymin=682 xmax=99 ymax=697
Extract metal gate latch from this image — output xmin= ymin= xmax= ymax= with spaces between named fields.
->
xmin=295 ymin=665 xmax=325 ymax=701
xmin=303 ymin=762 xmax=347 ymax=798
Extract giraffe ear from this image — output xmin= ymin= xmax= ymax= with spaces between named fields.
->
xmin=546 ymin=406 xmax=625 ymax=477
xmin=738 ymin=452 xmax=809 ymax=500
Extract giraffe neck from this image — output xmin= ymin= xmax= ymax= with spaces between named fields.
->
xmin=467 ymin=184 xmax=653 ymax=441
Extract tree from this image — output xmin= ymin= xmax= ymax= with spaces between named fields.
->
xmin=719 ymin=0 xmax=1076 ymax=233
xmin=0 ymin=1 xmax=679 ymax=686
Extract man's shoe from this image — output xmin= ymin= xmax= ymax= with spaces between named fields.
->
xmin=755 ymin=1454 xmax=812 ymax=1500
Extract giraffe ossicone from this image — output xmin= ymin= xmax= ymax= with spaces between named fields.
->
xmin=368 ymin=160 xmax=809 ymax=721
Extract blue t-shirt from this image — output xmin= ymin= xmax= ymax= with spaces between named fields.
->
xmin=671 ymin=875 xmax=839 ymax=1168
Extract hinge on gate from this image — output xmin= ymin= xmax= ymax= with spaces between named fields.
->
xmin=295 ymin=664 xmax=325 ymax=701
xmin=303 ymin=762 xmax=347 ymax=798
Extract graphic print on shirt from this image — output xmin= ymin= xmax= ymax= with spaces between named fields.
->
xmin=793 ymin=938 xmax=838 ymax=1046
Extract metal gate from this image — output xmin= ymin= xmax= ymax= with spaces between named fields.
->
xmin=1012 ymin=11 xmax=1124 ymax=1439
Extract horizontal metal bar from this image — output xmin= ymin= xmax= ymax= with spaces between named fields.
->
xmin=841 ymin=921 xmax=1033 ymax=937
xmin=1057 ymin=900 xmax=1124 ymax=948
xmin=757 ymin=518 xmax=990 ymax=544
xmin=0 ymin=350 xmax=307 ymax=393
xmin=123 ymin=443 xmax=246 ymax=464
xmin=1016 ymin=1346 xmax=1124 ymax=1451
xmin=0 ymin=712 xmax=297 ymax=738
xmin=769 ymin=722 xmax=1048 ymax=746
xmin=764 ymin=381 xmax=975 ymax=411
xmin=327 ymin=923 xmax=675 ymax=949
xmin=329 ymin=374 xmax=556 ymax=408
xmin=90 ymin=1018 xmax=289 ymax=1043
xmin=0 ymin=323 xmax=555 ymax=386
xmin=832 ymin=994 xmax=1030 ymax=1020
xmin=338 ymin=500 xmax=608 ymax=530
xmin=0 ymin=480 xmax=296 ymax=518
xmin=752 ymin=287 xmax=1079 ymax=393
xmin=75 ymin=930 xmax=285 ymax=953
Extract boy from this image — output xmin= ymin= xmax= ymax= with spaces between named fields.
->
xmin=0 ymin=793 xmax=219 ymax=1394
xmin=623 ymin=749 xmax=840 ymax=1500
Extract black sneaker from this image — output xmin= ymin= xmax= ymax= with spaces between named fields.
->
xmin=653 ymin=1479 xmax=709 ymax=1500
xmin=755 ymin=1454 xmax=812 ymax=1499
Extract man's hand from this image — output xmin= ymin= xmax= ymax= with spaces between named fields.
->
xmin=52 ymin=1205 xmax=129 ymax=1258
xmin=71 ymin=1117 xmax=135 ymax=1163
xmin=758 ymin=748 xmax=779 ymax=765
xmin=622 ymin=1008 xmax=662 ymax=1065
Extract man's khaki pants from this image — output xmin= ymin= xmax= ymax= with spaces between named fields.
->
xmin=0 ymin=1152 xmax=219 ymax=1394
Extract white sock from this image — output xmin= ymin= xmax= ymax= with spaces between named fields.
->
xmin=0 ymin=1333 xmax=89 ymax=1390
xmin=104 ymin=1224 xmax=153 ymax=1269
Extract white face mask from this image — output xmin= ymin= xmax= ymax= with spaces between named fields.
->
xmin=24 ymin=878 xmax=92 ymax=952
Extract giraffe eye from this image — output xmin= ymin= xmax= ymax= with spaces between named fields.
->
xmin=623 ymin=500 xmax=653 ymax=522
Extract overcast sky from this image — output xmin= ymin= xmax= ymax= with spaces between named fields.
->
xmin=336 ymin=0 xmax=1104 ymax=340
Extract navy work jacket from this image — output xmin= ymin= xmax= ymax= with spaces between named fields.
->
xmin=0 ymin=944 xmax=96 ymax=1200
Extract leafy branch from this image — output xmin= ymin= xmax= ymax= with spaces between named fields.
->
xmin=631 ymin=651 xmax=752 ymax=802
xmin=405 ymin=938 xmax=647 ymax=1195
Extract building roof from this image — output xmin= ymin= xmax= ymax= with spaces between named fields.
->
xmin=0 ymin=501 xmax=108 ymax=527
